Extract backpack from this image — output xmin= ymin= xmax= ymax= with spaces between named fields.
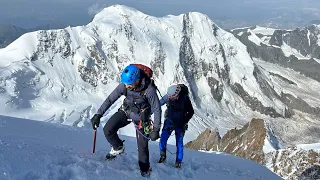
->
xmin=178 ymin=84 xmax=189 ymax=96
xmin=169 ymin=84 xmax=189 ymax=111
xmin=132 ymin=64 xmax=153 ymax=78
xmin=166 ymin=84 xmax=190 ymax=123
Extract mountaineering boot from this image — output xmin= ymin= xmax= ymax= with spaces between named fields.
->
xmin=140 ymin=167 xmax=152 ymax=178
xmin=158 ymin=150 xmax=166 ymax=163
xmin=175 ymin=156 xmax=182 ymax=169
xmin=175 ymin=161 xmax=182 ymax=169
xmin=105 ymin=144 xmax=125 ymax=160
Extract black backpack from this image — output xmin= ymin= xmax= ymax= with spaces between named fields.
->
xmin=178 ymin=84 xmax=189 ymax=96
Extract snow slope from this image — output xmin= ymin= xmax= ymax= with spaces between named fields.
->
xmin=0 ymin=115 xmax=282 ymax=180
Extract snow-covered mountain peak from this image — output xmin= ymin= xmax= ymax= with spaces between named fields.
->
xmin=312 ymin=24 xmax=320 ymax=29
xmin=0 ymin=5 xmax=320 ymax=150
xmin=91 ymin=5 xmax=149 ymax=25
xmin=92 ymin=5 xmax=219 ymax=26
xmin=98 ymin=5 xmax=146 ymax=17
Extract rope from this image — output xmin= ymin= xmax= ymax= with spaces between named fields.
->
xmin=131 ymin=120 xmax=182 ymax=155
xmin=133 ymin=122 xmax=150 ymax=140
xmin=133 ymin=122 xmax=176 ymax=155
xmin=167 ymin=147 xmax=176 ymax=155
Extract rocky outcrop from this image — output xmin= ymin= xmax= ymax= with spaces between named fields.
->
xmin=185 ymin=128 xmax=221 ymax=151
xmin=186 ymin=118 xmax=320 ymax=180
xmin=231 ymin=83 xmax=283 ymax=118
xmin=179 ymin=13 xmax=199 ymax=105
xmin=207 ymin=77 xmax=224 ymax=102
xmin=298 ymin=164 xmax=320 ymax=180
xmin=34 ymin=30 xmax=72 ymax=63
xmin=186 ymin=118 xmax=267 ymax=164
xmin=232 ymin=25 xmax=320 ymax=83
xmin=78 ymin=44 xmax=117 ymax=87
xmin=266 ymin=147 xmax=320 ymax=180
xmin=231 ymin=25 xmax=320 ymax=121
xmin=269 ymin=26 xmax=320 ymax=59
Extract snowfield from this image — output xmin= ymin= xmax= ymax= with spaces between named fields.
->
xmin=0 ymin=115 xmax=281 ymax=180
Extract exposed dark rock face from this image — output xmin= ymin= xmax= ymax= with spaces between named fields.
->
xmin=298 ymin=165 xmax=320 ymax=180
xmin=186 ymin=118 xmax=267 ymax=164
xmin=78 ymin=44 xmax=117 ymax=87
xmin=179 ymin=13 xmax=200 ymax=106
xmin=233 ymin=25 xmax=320 ymax=83
xmin=231 ymin=83 xmax=282 ymax=118
xmin=186 ymin=118 xmax=320 ymax=180
xmin=31 ymin=30 xmax=72 ymax=65
xmin=150 ymin=41 xmax=166 ymax=78
xmin=280 ymin=92 xmax=320 ymax=116
xmin=207 ymin=77 xmax=223 ymax=102
xmin=269 ymin=72 xmax=297 ymax=85
xmin=267 ymin=147 xmax=320 ymax=180
xmin=231 ymin=25 xmax=320 ymax=118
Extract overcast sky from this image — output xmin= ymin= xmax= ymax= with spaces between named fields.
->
xmin=0 ymin=0 xmax=319 ymax=29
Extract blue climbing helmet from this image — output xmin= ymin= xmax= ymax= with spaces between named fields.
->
xmin=121 ymin=64 xmax=141 ymax=85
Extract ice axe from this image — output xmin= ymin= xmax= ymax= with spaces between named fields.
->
xmin=92 ymin=129 xmax=97 ymax=153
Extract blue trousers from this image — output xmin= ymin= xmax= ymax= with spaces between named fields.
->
xmin=159 ymin=119 xmax=184 ymax=163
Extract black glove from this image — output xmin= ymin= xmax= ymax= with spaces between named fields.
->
xmin=150 ymin=130 xmax=160 ymax=141
xmin=184 ymin=124 xmax=188 ymax=131
xmin=91 ymin=114 xmax=102 ymax=130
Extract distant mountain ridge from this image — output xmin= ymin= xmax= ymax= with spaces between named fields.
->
xmin=0 ymin=23 xmax=68 ymax=48
xmin=0 ymin=24 xmax=26 ymax=48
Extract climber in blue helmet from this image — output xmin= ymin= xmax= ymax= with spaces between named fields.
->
xmin=120 ymin=64 xmax=141 ymax=90
xmin=90 ymin=64 xmax=161 ymax=177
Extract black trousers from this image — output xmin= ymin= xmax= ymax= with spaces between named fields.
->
xmin=103 ymin=110 xmax=150 ymax=172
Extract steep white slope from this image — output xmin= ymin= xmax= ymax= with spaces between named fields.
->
xmin=0 ymin=115 xmax=282 ymax=180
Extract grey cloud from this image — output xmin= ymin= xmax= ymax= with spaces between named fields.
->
xmin=88 ymin=3 xmax=107 ymax=15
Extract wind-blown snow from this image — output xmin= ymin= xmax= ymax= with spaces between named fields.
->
xmin=0 ymin=115 xmax=281 ymax=180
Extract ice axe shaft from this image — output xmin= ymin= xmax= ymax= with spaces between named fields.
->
xmin=92 ymin=129 xmax=97 ymax=153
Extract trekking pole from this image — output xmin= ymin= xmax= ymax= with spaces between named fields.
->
xmin=92 ymin=129 xmax=97 ymax=153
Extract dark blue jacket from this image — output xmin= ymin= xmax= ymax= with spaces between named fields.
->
xmin=96 ymin=77 xmax=162 ymax=131
xmin=160 ymin=93 xmax=194 ymax=127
